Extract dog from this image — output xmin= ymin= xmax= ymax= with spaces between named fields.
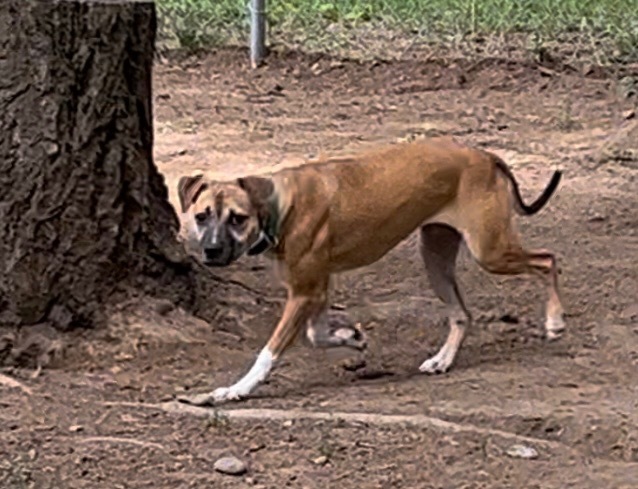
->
xmin=176 ymin=137 xmax=565 ymax=405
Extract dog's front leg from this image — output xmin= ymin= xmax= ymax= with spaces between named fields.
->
xmin=210 ymin=291 xmax=325 ymax=404
xmin=306 ymin=310 xmax=367 ymax=351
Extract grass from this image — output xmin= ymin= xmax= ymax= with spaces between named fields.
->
xmin=156 ymin=0 xmax=638 ymax=63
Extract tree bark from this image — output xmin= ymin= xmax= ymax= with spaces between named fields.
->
xmin=0 ymin=0 xmax=197 ymax=329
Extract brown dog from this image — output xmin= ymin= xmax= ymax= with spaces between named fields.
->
xmin=177 ymin=138 xmax=564 ymax=405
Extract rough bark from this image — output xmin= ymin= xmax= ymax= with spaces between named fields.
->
xmin=0 ymin=0 xmax=197 ymax=329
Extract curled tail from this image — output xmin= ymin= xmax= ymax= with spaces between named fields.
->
xmin=493 ymin=156 xmax=562 ymax=216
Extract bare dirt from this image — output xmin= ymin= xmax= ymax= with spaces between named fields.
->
xmin=1 ymin=48 xmax=637 ymax=488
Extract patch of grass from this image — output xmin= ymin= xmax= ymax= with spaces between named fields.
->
xmin=203 ymin=409 xmax=230 ymax=431
xmin=156 ymin=0 xmax=638 ymax=63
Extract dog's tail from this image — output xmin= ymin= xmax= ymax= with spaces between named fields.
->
xmin=493 ymin=156 xmax=562 ymax=216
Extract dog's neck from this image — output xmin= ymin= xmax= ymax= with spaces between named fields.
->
xmin=247 ymin=196 xmax=282 ymax=256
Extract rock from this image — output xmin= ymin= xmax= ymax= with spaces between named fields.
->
xmin=505 ymin=444 xmax=539 ymax=459
xmin=45 ymin=142 xmax=59 ymax=156
xmin=69 ymin=425 xmax=84 ymax=433
xmin=214 ymin=456 xmax=247 ymax=476
xmin=248 ymin=442 xmax=265 ymax=453
xmin=155 ymin=300 xmax=174 ymax=316
xmin=597 ymin=120 xmax=638 ymax=168
xmin=617 ymin=76 xmax=637 ymax=99
xmin=355 ymin=367 xmax=394 ymax=380
xmin=341 ymin=357 xmax=366 ymax=372
xmin=312 ymin=455 xmax=329 ymax=466
xmin=621 ymin=303 xmax=638 ymax=321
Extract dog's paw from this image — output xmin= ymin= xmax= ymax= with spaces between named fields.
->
xmin=419 ymin=350 xmax=454 ymax=375
xmin=212 ymin=386 xmax=243 ymax=403
xmin=333 ymin=324 xmax=367 ymax=351
xmin=545 ymin=316 xmax=565 ymax=341
xmin=176 ymin=388 xmax=241 ymax=406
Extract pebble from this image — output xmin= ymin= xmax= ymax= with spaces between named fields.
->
xmin=214 ymin=456 xmax=247 ymax=475
xmin=620 ymin=303 xmax=638 ymax=320
xmin=312 ymin=455 xmax=329 ymax=466
xmin=505 ymin=444 xmax=539 ymax=459
xmin=341 ymin=357 xmax=366 ymax=372
xmin=248 ymin=442 xmax=265 ymax=453
xmin=155 ymin=300 xmax=174 ymax=316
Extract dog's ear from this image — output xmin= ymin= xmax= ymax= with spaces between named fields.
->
xmin=237 ymin=176 xmax=274 ymax=210
xmin=177 ymin=174 xmax=207 ymax=213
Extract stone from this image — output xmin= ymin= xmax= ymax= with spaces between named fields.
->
xmin=312 ymin=455 xmax=329 ymax=466
xmin=214 ymin=456 xmax=247 ymax=476
xmin=505 ymin=444 xmax=539 ymax=459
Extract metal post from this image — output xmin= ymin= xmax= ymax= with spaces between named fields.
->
xmin=249 ymin=0 xmax=266 ymax=69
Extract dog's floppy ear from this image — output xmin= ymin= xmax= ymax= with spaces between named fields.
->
xmin=177 ymin=174 xmax=207 ymax=213
xmin=237 ymin=176 xmax=275 ymax=210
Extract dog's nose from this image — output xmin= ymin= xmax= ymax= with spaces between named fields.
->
xmin=204 ymin=246 xmax=224 ymax=261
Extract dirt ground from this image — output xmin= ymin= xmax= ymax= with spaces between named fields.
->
xmin=2 ymin=48 xmax=638 ymax=488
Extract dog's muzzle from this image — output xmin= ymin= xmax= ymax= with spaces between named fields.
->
xmin=204 ymin=246 xmax=225 ymax=262
xmin=199 ymin=226 xmax=234 ymax=266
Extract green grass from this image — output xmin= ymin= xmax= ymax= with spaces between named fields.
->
xmin=156 ymin=0 xmax=638 ymax=63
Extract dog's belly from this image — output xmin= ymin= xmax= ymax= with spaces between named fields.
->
xmin=327 ymin=200 xmax=460 ymax=273
xmin=328 ymin=239 xmax=409 ymax=272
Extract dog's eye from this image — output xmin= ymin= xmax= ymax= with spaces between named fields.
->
xmin=195 ymin=208 xmax=210 ymax=224
xmin=228 ymin=212 xmax=248 ymax=227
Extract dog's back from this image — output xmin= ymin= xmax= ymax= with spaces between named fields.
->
xmin=274 ymin=140 xmax=474 ymax=271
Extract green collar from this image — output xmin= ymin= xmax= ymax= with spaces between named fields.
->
xmin=247 ymin=198 xmax=280 ymax=256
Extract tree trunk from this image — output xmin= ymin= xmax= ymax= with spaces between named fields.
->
xmin=0 ymin=0 xmax=197 ymax=329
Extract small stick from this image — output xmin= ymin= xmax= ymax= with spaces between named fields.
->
xmin=75 ymin=436 xmax=165 ymax=451
xmin=0 ymin=372 xmax=33 ymax=396
xmin=159 ymin=401 xmax=566 ymax=451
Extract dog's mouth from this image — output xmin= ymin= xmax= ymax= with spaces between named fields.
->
xmin=202 ymin=248 xmax=240 ymax=267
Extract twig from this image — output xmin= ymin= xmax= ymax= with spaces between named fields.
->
xmin=0 ymin=373 xmax=33 ymax=396
xmin=126 ymin=401 xmax=569 ymax=451
xmin=101 ymin=401 xmax=166 ymax=410
xmin=74 ymin=436 xmax=165 ymax=451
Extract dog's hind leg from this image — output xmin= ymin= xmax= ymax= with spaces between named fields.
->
xmin=459 ymin=169 xmax=565 ymax=340
xmin=418 ymin=223 xmax=472 ymax=374
xmin=466 ymin=235 xmax=565 ymax=340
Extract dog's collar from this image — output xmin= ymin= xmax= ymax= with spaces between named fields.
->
xmin=247 ymin=199 xmax=280 ymax=256
xmin=247 ymin=230 xmax=276 ymax=256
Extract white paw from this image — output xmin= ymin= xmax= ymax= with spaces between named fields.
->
xmin=177 ymin=386 xmax=246 ymax=406
xmin=419 ymin=349 xmax=455 ymax=375
xmin=333 ymin=324 xmax=368 ymax=351
xmin=545 ymin=316 xmax=565 ymax=341
xmin=212 ymin=386 xmax=243 ymax=403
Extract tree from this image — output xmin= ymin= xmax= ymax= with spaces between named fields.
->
xmin=0 ymin=0 xmax=198 ymax=330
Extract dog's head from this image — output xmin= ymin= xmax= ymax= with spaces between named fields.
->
xmin=177 ymin=173 xmax=277 ymax=267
